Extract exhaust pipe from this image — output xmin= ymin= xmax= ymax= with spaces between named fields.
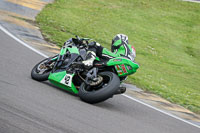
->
xmin=115 ymin=86 xmax=126 ymax=95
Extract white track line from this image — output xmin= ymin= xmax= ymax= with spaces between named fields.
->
xmin=183 ymin=0 xmax=200 ymax=3
xmin=0 ymin=25 xmax=200 ymax=129
xmin=0 ymin=25 xmax=48 ymax=58
xmin=123 ymin=94 xmax=200 ymax=129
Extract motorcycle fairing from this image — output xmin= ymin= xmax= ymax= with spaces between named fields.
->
xmin=107 ymin=57 xmax=139 ymax=77
xmin=48 ymin=71 xmax=78 ymax=94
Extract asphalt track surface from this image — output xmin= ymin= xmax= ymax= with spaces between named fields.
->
xmin=0 ymin=30 xmax=199 ymax=133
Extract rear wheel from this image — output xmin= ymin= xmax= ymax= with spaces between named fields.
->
xmin=79 ymin=71 xmax=120 ymax=104
xmin=31 ymin=57 xmax=55 ymax=81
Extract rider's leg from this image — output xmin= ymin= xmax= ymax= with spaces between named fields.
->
xmin=82 ymin=42 xmax=119 ymax=68
xmin=82 ymin=42 xmax=102 ymax=68
xmin=82 ymin=51 xmax=96 ymax=68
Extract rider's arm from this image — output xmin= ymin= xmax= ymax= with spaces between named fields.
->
xmin=100 ymin=48 xmax=122 ymax=59
xmin=101 ymin=44 xmax=136 ymax=61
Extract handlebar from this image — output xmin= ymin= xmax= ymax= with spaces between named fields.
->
xmin=64 ymin=36 xmax=93 ymax=48
xmin=76 ymin=35 xmax=81 ymax=41
xmin=74 ymin=36 xmax=92 ymax=48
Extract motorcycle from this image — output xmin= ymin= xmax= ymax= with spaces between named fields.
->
xmin=31 ymin=36 xmax=139 ymax=104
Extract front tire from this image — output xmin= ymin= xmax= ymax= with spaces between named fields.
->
xmin=31 ymin=58 xmax=53 ymax=81
xmin=79 ymin=71 xmax=120 ymax=104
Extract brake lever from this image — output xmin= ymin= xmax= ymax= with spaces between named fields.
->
xmin=76 ymin=35 xmax=81 ymax=41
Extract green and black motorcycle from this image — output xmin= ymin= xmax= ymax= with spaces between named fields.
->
xmin=31 ymin=36 xmax=139 ymax=104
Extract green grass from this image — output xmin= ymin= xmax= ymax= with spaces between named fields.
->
xmin=36 ymin=0 xmax=200 ymax=113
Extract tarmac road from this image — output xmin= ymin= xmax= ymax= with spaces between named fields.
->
xmin=0 ymin=29 xmax=199 ymax=133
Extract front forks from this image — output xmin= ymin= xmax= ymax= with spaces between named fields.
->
xmin=78 ymin=67 xmax=99 ymax=86
xmin=86 ymin=67 xmax=98 ymax=81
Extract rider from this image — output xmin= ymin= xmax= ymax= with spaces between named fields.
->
xmin=82 ymin=34 xmax=136 ymax=68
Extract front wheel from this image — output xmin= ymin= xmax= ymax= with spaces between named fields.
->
xmin=79 ymin=71 xmax=120 ymax=104
xmin=31 ymin=57 xmax=56 ymax=81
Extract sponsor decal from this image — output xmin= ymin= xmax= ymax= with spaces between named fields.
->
xmin=127 ymin=65 xmax=132 ymax=70
xmin=113 ymin=59 xmax=122 ymax=62
xmin=116 ymin=65 xmax=120 ymax=70
xmin=116 ymin=65 xmax=123 ymax=75
xmin=115 ymin=64 xmax=128 ymax=75
xmin=121 ymin=64 xmax=128 ymax=73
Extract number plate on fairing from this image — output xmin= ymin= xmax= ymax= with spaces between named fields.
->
xmin=60 ymin=74 xmax=73 ymax=87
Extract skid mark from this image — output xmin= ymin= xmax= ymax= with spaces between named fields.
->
xmin=0 ymin=10 xmax=32 ymax=20
xmin=0 ymin=15 xmax=36 ymax=30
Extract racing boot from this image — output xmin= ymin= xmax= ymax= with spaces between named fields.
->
xmin=82 ymin=51 xmax=96 ymax=69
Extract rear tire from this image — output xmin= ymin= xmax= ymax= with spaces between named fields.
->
xmin=31 ymin=58 xmax=52 ymax=81
xmin=79 ymin=71 xmax=120 ymax=104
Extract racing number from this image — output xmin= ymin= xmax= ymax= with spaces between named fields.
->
xmin=61 ymin=74 xmax=72 ymax=87
xmin=65 ymin=75 xmax=70 ymax=85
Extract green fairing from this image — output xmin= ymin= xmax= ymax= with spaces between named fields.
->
xmin=83 ymin=38 xmax=90 ymax=40
xmin=67 ymin=46 xmax=79 ymax=54
xmin=47 ymin=46 xmax=83 ymax=94
xmin=60 ymin=47 xmax=67 ymax=55
xmin=51 ymin=56 xmax=58 ymax=61
xmin=48 ymin=71 xmax=78 ymax=94
xmin=60 ymin=46 xmax=79 ymax=56
xmin=107 ymin=57 xmax=139 ymax=77
xmin=96 ymin=56 xmax=100 ymax=61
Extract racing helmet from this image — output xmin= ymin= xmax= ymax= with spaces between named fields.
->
xmin=111 ymin=34 xmax=129 ymax=52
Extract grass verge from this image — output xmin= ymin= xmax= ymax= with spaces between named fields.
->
xmin=36 ymin=0 xmax=200 ymax=113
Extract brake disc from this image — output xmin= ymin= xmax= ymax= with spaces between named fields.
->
xmin=89 ymin=75 xmax=103 ymax=86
